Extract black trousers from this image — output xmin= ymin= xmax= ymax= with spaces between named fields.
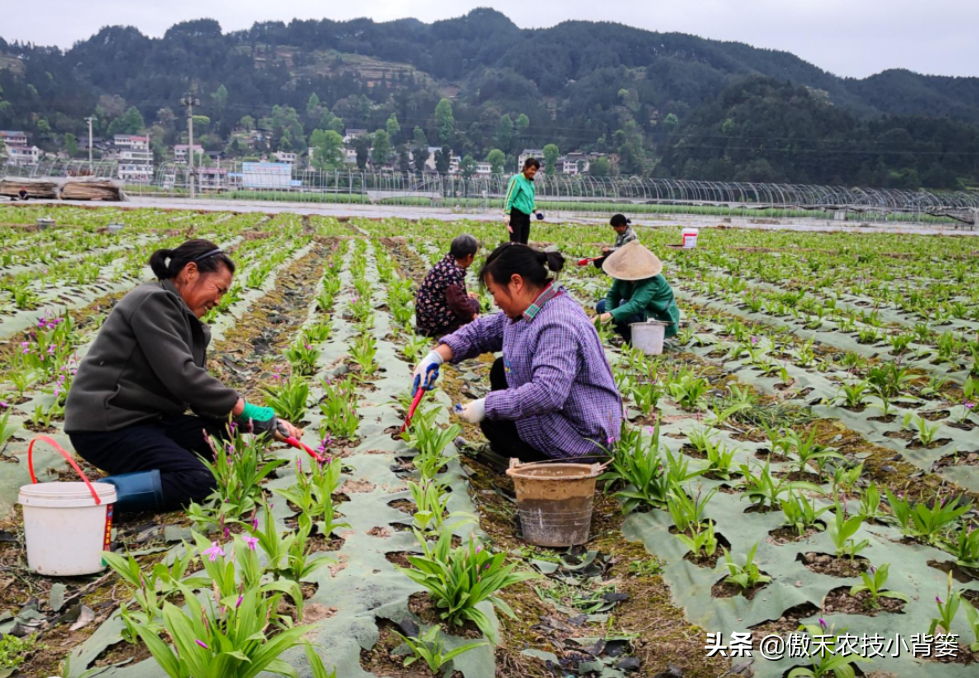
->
xmin=509 ymin=209 xmax=531 ymax=245
xmin=70 ymin=415 xmax=229 ymax=511
xmin=479 ymin=358 xmax=549 ymax=463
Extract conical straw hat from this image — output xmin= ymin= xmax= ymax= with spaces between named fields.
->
xmin=602 ymin=239 xmax=663 ymax=280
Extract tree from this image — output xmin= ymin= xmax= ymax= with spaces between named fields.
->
xmin=589 ymin=156 xmax=611 ymax=177
xmin=486 ymin=148 xmax=506 ymax=174
xmin=386 ymin=114 xmax=401 ymax=142
xmin=434 ymin=145 xmax=452 ymax=174
xmin=435 ymin=98 xmax=455 ymax=145
xmin=371 ymin=129 xmax=392 ymax=166
xmin=397 ymin=144 xmax=411 ymax=173
xmin=63 ymin=132 xmax=78 ymax=157
xmin=191 ymin=115 xmax=211 ymax=130
xmin=543 ymin=144 xmax=560 ymax=175
xmin=515 ymin=113 xmax=530 ymax=132
xmin=460 ymin=154 xmax=478 ymax=180
xmin=663 ymin=112 xmax=679 ymax=131
xmin=239 ymin=115 xmax=255 ymax=131
xmin=212 ymin=84 xmax=228 ymax=109
xmin=353 ymin=136 xmax=370 ymax=170
xmin=413 ymin=145 xmax=429 ymax=174
xmin=412 ymin=126 xmax=428 ymax=148
xmin=613 ymin=120 xmax=645 ymax=175
xmin=307 ymin=92 xmax=321 ymax=116
xmin=319 ymin=110 xmax=344 ymax=134
xmin=107 ymin=106 xmax=145 ymax=136
xmin=309 ymin=129 xmax=344 ymax=170
xmin=496 ymin=114 xmax=513 ymax=152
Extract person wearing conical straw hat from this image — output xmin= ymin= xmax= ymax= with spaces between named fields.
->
xmin=594 ymin=240 xmax=680 ymax=343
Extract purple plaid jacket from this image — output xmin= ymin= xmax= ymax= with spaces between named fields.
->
xmin=440 ymin=286 xmax=623 ymax=458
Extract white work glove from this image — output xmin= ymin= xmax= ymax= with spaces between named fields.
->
xmin=412 ymin=350 xmax=444 ymax=396
xmin=454 ymin=398 xmax=487 ymax=424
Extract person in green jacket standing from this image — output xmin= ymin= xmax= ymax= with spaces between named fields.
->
xmin=594 ymin=240 xmax=680 ymax=343
xmin=504 ymin=158 xmax=545 ymax=244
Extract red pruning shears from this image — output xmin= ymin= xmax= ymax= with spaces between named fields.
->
xmin=400 ymin=388 xmax=428 ymax=434
xmin=577 ymin=257 xmax=600 ymax=266
xmin=282 ymin=436 xmax=327 ymax=464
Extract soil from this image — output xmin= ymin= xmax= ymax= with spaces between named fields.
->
xmin=711 ymin=577 xmax=770 ymax=600
xmin=359 ymin=618 xmax=464 ymax=678
xmin=767 ymin=524 xmax=824 ymax=545
xmin=748 ymin=602 xmax=821 ymax=648
xmin=933 ymin=450 xmax=979 ymax=469
xmin=389 ymin=499 xmax=416 ymax=515
xmin=799 ymin=552 xmax=870 ymax=577
xmin=408 ymin=592 xmax=483 ymax=639
xmin=821 ymin=586 xmax=907 ymax=616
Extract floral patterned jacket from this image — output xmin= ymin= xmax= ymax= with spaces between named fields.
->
xmin=415 ymin=254 xmax=479 ymax=336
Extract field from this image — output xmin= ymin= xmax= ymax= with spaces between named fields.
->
xmin=0 ymin=204 xmax=978 ymax=678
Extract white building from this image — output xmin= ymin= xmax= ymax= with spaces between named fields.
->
xmin=0 ymin=130 xmax=29 ymax=147
xmin=174 ymin=144 xmax=204 ymax=163
xmin=273 ymin=151 xmax=297 ymax=163
xmin=342 ymin=129 xmax=367 ymax=144
xmin=423 ymin=146 xmax=460 ymax=173
xmin=196 ymin=167 xmax=228 ymax=190
xmin=115 ymin=135 xmax=153 ymax=183
xmin=559 ymin=153 xmax=591 ymax=176
xmin=476 ymin=162 xmax=493 ymax=175
xmin=5 ymin=145 xmax=40 ymax=165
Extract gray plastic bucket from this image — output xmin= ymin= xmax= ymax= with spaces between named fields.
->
xmin=630 ymin=320 xmax=670 ymax=355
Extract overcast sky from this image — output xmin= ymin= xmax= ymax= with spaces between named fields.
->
xmin=6 ymin=0 xmax=978 ymax=79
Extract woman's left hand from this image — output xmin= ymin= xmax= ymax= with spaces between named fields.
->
xmin=454 ymin=398 xmax=486 ymax=423
xmin=593 ymin=312 xmax=612 ymax=325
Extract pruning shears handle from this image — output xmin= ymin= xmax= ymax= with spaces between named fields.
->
xmin=283 ymin=436 xmax=326 ymax=464
xmin=401 ymin=388 xmax=427 ymax=434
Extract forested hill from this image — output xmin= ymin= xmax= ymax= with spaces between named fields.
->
xmin=1 ymin=8 xmax=978 ymax=188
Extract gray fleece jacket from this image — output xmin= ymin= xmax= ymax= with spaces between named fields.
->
xmin=65 ymin=280 xmax=239 ymax=432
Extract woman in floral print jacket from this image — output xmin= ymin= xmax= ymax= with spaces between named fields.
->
xmin=415 ymin=234 xmax=481 ymax=337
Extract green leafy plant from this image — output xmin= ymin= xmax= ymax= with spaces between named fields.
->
xmin=401 ymin=406 xmax=461 ymax=481
xmin=398 ymin=530 xmax=538 ymax=641
xmin=787 ymin=620 xmax=867 ymax=678
xmin=668 ymin=372 xmax=710 ymax=410
xmin=667 ymin=485 xmax=716 ymax=534
xmin=349 ymin=333 xmax=379 ymax=377
xmin=849 ymin=563 xmax=909 ymax=609
xmin=264 ymin=374 xmax=310 ymax=423
xmin=721 ymin=543 xmax=771 ymax=590
xmin=0 ymin=633 xmax=38 ymax=672
xmin=781 ymin=428 xmax=843 ymax=474
xmin=408 ymin=479 xmax=477 ymax=536
xmin=394 ymin=624 xmax=487 ymax=675
xmin=676 ymin=521 xmax=719 ymax=561
xmin=780 ymin=492 xmax=830 ymax=537
xmin=284 ymin=340 xmax=321 ymax=376
xmin=930 ymin=574 xmax=961 ymax=636
xmin=739 ymin=460 xmax=820 ymax=510
xmin=827 ymin=504 xmax=869 ymax=559
xmin=902 ymin=413 xmax=941 ymax=446
xmin=318 ymin=376 xmax=359 ymax=440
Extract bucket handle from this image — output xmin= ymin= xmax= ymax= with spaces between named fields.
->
xmin=28 ymin=435 xmax=102 ymax=505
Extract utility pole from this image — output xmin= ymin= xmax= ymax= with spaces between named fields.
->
xmin=180 ymin=93 xmax=200 ymax=199
xmin=85 ymin=116 xmax=95 ymax=167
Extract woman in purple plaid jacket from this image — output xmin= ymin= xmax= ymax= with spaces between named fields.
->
xmin=411 ymin=243 xmax=623 ymax=465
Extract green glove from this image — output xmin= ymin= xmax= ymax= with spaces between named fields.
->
xmin=237 ymin=401 xmax=278 ymax=435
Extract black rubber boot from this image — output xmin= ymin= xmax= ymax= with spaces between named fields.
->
xmin=97 ymin=470 xmax=165 ymax=513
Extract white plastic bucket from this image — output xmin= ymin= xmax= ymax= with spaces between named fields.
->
xmin=682 ymin=228 xmax=699 ymax=248
xmin=630 ymin=320 xmax=670 ymax=355
xmin=19 ymin=436 xmax=117 ymax=576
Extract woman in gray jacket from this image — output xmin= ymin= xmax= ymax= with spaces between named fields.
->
xmin=65 ymin=239 xmax=302 ymax=512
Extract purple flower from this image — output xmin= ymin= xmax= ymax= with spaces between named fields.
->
xmin=750 ymin=336 xmax=759 ymax=345
xmin=252 ymin=515 xmax=259 ymax=530
xmin=868 ymin=565 xmax=876 ymax=574
xmin=936 ymin=596 xmax=943 ymax=604
xmin=243 ymin=536 xmax=258 ymax=551
xmin=818 ymin=618 xmax=827 ymax=630
xmin=235 ymin=595 xmax=243 ymax=609
xmin=966 ymin=402 xmax=975 ymax=410
xmin=195 ymin=639 xmax=209 ymax=650
xmin=203 ymin=542 xmax=225 ymax=561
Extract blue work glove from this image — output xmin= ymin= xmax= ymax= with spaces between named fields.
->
xmin=237 ymin=401 xmax=280 ymax=435
xmin=535 ymin=211 xmax=545 ymax=221
xmin=412 ymin=350 xmax=444 ymax=396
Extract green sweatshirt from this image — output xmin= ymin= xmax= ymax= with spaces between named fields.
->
xmin=604 ymin=275 xmax=681 ymax=338
xmin=504 ymin=173 xmax=536 ymax=216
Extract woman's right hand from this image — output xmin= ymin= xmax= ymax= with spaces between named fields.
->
xmin=504 ymin=214 xmax=512 ymax=233
xmin=275 ymin=419 xmax=304 ymax=441
xmin=412 ymin=350 xmax=444 ymax=395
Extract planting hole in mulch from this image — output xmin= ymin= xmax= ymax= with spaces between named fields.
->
xmin=927 ymin=559 xmax=979 ymax=583
xmin=408 ymin=592 xmax=483 ymax=639
xmin=711 ymin=576 xmax=771 ymax=600
xmin=767 ymin=524 xmax=825 ymax=545
xmin=798 ymin=552 xmax=869 ymax=577
xmin=359 ymin=618 xmax=463 ymax=678
xmin=821 ymin=586 xmax=907 ymax=616
xmin=749 ymin=602 xmax=820 ymax=646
